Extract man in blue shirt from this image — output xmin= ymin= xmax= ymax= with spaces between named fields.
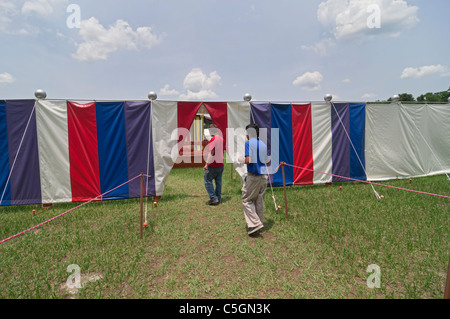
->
xmin=238 ymin=123 xmax=270 ymax=236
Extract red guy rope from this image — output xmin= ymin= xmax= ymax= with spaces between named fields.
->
xmin=277 ymin=162 xmax=449 ymax=200
xmin=0 ymin=174 xmax=143 ymax=245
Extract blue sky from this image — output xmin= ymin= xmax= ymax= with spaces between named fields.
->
xmin=0 ymin=0 xmax=449 ymax=102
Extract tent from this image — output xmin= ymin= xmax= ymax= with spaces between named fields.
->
xmin=0 ymin=99 xmax=449 ymax=206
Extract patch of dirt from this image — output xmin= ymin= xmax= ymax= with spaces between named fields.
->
xmin=60 ymin=272 xmax=103 ymax=299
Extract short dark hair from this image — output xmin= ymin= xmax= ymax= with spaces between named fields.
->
xmin=245 ymin=123 xmax=259 ymax=139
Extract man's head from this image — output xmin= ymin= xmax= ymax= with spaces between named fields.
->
xmin=245 ymin=123 xmax=259 ymax=139
xmin=209 ymin=123 xmax=218 ymax=136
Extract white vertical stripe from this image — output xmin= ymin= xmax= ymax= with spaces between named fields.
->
xmin=151 ymin=101 xmax=178 ymax=196
xmin=227 ymin=102 xmax=250 ymax=178
xmin=311 ymin=102 xmax=333 ymax=184
xmin=36 ymin=100 xmax=72 ymax=203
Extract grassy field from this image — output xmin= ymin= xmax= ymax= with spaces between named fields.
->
xmin=0 ymin=165 xmax=448 ymax=299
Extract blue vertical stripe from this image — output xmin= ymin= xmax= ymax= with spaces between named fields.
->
xmin=271 ymin=104 xmax=293 ymax=186
xmin=349 ymin=103 xmax=366 ymax=180
xmin=0 ymin=101 xmax=11 ymax=206
xmin=331 ymin=103 xmax=350 ymax=182
xmin=250 ymin=103 xmax=272 ymax=156
xmin=124 ymin=101 xmax=155 ymax=198
xmin=96 ymin=102 xmax=129 ymax=200
xmin=6 ymin=100 xmax=41 ymax=205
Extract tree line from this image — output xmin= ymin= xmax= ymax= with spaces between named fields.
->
xmin=384 ymin=87 xmax=450 ymax=103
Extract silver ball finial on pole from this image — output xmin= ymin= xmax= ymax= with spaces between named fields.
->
xmin=34 ymin=89 xmax=47 ymax=99
xmin=391 ymin=94 xmax=400 ymax=103
xmin=243 ymin=93 xmax=252 ymax=102
xmin=324 ymin=94 xmax=332 ymax=102
xmin=148 ymin=91 xmax=157 ymax=100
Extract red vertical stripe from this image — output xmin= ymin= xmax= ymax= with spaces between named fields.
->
xmin=292 ymin=104 xmax=314 ymax=185
xmin=203 ymin=102 xmax=228 ymax=150
xmin=67 ymin=102 xmax=101 ymax=201
xmin=177 ymin=102 xmax=202 ymax=143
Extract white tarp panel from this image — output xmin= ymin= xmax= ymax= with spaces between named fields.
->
xmin=366 ymin=103 xmax=450 ymax=181
xmin=226 ymin=101 xmax=250 ymax=179
xmin=311 ymin=102 xmax=333 ymax=184
xmin=35 ymin=100 xmax=72 ymax=203
xmin=151 ymin=101 xmax=178 ymax=196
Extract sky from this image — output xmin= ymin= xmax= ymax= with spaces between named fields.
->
xmin=0 ymin=0 xmax=449 ymax=102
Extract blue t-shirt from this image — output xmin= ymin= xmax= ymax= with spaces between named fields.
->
xmin=245 ymin=138 xmax=269 ymax=175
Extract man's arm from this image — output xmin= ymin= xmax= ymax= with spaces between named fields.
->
xmin=238 ymin=156 xmax=251 ymax=164
xmin=238 ymin=140 xmax=251 ymax=164
xmin=204 ymin=154 xmax=211 ymax=170
xmin=204 ymin=139 xmax=216 ymax=170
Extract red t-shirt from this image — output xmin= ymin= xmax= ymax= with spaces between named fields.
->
xmin=206 ymin=136 xmax=224 ymax=167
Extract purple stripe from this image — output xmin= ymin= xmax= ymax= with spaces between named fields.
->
xmin=250 ymin=102 xmax=272 ymax=155
xmin=6 ymin=100 xmax=42 ymax=205
xmin=124 ymin=101 xmax=155 ymax=197
xmin=331 ymin=103 xmax=350 ymax=182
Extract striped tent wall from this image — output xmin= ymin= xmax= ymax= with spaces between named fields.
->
xmin=0 ymin=99 xmax=449 ymax=206
xmin=250 ymin=102 xmax=367 ymax=187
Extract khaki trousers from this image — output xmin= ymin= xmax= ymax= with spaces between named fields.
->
xmin=242 ymin=174 xmax=268 ymax=228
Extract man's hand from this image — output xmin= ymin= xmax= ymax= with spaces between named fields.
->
xmin=238 ymin=156 xmax=250 ymax=164
xmin=203 ymin=164 xmax=208 ymax=171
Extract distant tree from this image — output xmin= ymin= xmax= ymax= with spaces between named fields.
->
xmin=417 ymin=92 xmax=439 ymax=102
xmin=379 ymin=88 xmax=450 ymax=104
xmin=417 ymin=90 xmax=450 ymax=102
xmin=387 ymin=93 xmax=415 ymax=102
xmin=436 ymin=90 xmax=450 ymax=102
xmin=399 ymin=93 xmax=415 ymax=101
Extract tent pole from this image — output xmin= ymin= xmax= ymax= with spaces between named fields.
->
xmin=445 ymin=256 xmax=450 ymax=299
xmin=140 ymin=174 xmax=144 ymax=239
xmin=281 ymin=162 xmax=288 ymax=219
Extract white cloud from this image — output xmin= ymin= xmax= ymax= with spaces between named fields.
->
xmin=179 ymin=68 xmax=222 ymax=100
xmin=135 ymin=26 xmax=163 ymax=49
xmin=342 ymin=78 xmax=351 ymax=83
xmin=159 ymin=84 xmax=179 ymax=97
xmin=72 ymin=17 xmax=163 ymax=61
xmin=180 ymin=90 xmax=219 ymax=100
xmin=292 ymin=71 xmax=324 ymax=91
xmin=301 ymin=38 xmax=335 ymax=56
xmin=317 ymin=0 xmax=419 ymax=41
xmin=0 ymin=0 xmax=67 ymax=34
xmin=0 ymin=72 xmax=15 ymax=84
xmin=0 ymin=1 xmax=18 ymax=32
xmin=21 ymin=0 xmax=67 ymax=16
xmin=400 ymin=64 xmax=450 ymax=79
xmin=362 ymin=93 xmax=377 ymax=99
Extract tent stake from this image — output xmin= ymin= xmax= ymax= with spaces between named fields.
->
xmin=140 ymin=174 xmax=144 ymax=239
xmin=281 ymin=162 xmax=288 ymax=219
xmin=445 ymin=256 xmax=450 ymax=299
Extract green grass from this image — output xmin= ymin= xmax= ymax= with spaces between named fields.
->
xmin=0 ymin=165 xmax=448 ymax=299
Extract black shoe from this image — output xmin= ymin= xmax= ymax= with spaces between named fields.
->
xmin=206 ymin=199 xmax=219 ymax=206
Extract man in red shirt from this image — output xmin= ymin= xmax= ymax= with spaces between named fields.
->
xmin=203 ymin=124 xmax=224 ymax=205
